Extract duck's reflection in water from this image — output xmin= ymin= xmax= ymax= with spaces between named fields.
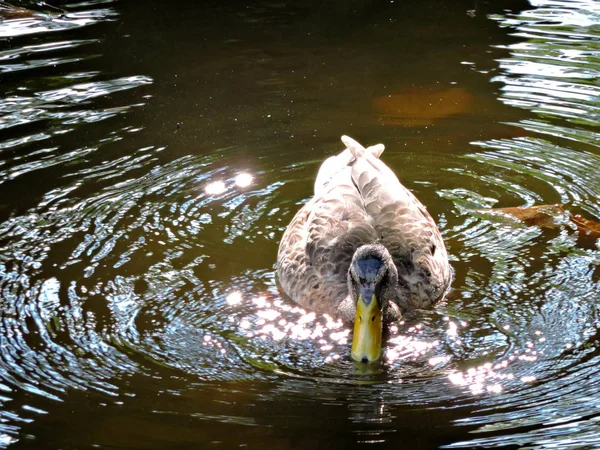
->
xmin=349 ymin=397 xmax=395 ymax=445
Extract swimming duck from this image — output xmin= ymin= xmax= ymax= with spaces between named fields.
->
xmin=276 ymin=136 xmax=452 ymax=363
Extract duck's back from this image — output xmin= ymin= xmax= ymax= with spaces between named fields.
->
xmin=276 ymin=136 xmax=451 ymax=318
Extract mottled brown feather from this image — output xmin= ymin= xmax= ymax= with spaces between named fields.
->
xmin=277 ymin=136 xmax=451 ymax=321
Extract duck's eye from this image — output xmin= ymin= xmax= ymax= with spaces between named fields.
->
xmin=371 ymin=315 xmax=376 ymax=322
xmin=359 ymin=316 xmax=363 ymax=323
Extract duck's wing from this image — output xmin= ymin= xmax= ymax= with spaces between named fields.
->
xmin=343 ymin=136 xmax=452 ymax=308
xmin=277 ymin=145 xmax=380 ymax=318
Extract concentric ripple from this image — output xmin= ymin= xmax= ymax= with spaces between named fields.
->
xmin=433 ymin=1 xmax=600 ymax=447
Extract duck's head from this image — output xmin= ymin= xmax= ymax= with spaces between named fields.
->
xmin=347 ymin=244 xmax=398 ymax=363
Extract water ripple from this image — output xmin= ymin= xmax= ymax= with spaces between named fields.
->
xmin=0 ymin=3 xmax=117 ymax=38
xmin=0 ymin=75 xmax=152 ymax=131
xmin=433 ymin=3 xmax=600 ymax=446
xmin=468 ymin=137 xmax=600 ymax=217
xmin=491 ymin=0 xmax=600 ymax=128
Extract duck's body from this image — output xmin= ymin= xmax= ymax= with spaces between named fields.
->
xmin=276 ymin=136 xmax=452 ymax=362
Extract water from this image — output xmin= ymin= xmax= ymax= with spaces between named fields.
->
xmin=0 ymin=0 xmax=599 ymax=448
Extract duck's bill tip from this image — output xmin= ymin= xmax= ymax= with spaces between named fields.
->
xmin=351 ymin=294 xmax=383 ymax=363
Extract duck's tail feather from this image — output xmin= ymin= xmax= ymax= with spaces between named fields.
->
xmin=367 ymin=143 xmax=385 ymax=158
xmin=341 ymin=135 xmax=385 ymax=159
xmin=314 ymin=136 xmax=385 ymax=196
xmin=343 ymin=135 xmax=400 ymax=185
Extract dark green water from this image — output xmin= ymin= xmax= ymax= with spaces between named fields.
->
xmin=1 ymin=0 xmax=600 ymax=448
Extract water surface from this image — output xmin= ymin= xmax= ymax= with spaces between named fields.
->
xmin=1 ymin=0 xmax=600 ymax=448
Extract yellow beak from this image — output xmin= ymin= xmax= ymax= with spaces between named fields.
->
xmin=351 ymin=294 xmax=382 ymax=363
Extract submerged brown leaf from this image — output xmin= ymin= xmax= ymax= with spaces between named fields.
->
xmin=0 ymin=3 xmax=47 ymax=20
xmin=372 ymin=87 xmax=473 ymax=126
xmin=571 ymin=214 xmax=600 ymax=238
xmin=480 ymin=204 xmax=600 ymax=239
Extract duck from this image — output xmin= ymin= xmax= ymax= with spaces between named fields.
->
xmin=276 ymin=136 xmax=452 ymax=363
